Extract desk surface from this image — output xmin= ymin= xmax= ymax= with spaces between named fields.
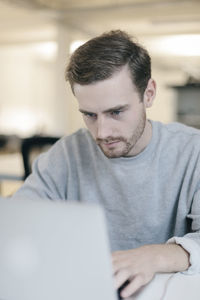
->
xmin=128 ymin=273 xmax=200 ymax=300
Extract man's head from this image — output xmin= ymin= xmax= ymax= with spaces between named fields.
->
xmin=65 ymin=30 xmax=156 ymax=158
xmin=66 ymin=30 xmax=151 ymax=100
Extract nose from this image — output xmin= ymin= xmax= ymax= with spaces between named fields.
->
xmin=96 ymin=116 xmax=112 ymax=140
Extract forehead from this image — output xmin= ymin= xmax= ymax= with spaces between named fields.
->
xmin=73 ymin=65 xmax=140 ymax=112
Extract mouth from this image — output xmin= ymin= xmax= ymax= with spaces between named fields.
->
xmin=102 ymin=141 xmax=120 ymax=147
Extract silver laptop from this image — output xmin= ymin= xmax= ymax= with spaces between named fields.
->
xmin=0 ymin=198 xmax=117 ymax=300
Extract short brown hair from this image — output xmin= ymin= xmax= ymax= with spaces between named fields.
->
xmin=65 ymin=30 xmax=151 ymax=99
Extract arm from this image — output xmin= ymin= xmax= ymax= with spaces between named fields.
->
xmin=167 ymin=188 xmax=200 ymax=275
xmin=112 ymin=188 xmax=200 ymax=298
xmin=112 ymin=243 xmax=190 ymax=298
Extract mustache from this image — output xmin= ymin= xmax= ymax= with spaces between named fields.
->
xmin=96 ymin=137 xmax=126 ymax=144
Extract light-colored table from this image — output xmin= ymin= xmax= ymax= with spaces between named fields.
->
xmin=127 ymin=272 xmax=200 ymax=300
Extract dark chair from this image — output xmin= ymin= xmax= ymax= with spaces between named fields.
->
xmin=21 ymin=135 xmax=60 ymax=180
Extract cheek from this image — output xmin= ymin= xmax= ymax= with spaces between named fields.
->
xmin=121 ymin=116 xmax=140 ymax=136
xmin=128 ymin=108 xmax=143 ymax=126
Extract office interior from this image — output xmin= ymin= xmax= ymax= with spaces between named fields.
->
xmin=0 ymin=0 xmax=200 ymax=196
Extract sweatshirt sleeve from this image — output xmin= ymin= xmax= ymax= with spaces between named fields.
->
xmin=11 ymin=138 xmax=68 ymax=201
xmin=167 ymin=189 xmax=200 ymax=274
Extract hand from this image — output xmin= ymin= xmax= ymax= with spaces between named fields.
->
xmin=112 ymin=244 xmax=190 ymax=299
xmin=112 ymin=245 xmax=159 ymax=298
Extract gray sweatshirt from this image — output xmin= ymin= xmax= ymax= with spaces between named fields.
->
xmin=12 ymin=121 xmax=200 ymax=274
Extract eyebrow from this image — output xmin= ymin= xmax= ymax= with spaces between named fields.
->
xmin=79 ymin=104 xmax=129 ymax=115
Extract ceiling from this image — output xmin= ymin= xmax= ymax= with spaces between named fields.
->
xmin=0 ymin=0 xmax=200 ymax=39
xmin=0 ymin=0 xmax=200 ymax=81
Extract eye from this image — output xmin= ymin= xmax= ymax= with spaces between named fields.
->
xmin=82 ymin=112 xmax=97 ymax=119
xmin=110 ymin=110 xmax=122 ymax=116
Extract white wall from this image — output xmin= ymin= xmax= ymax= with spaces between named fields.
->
xmin=0 ymin=27 xmax=88 ymax=137
xmin=0 ymin=43 xmax=57 ymax=136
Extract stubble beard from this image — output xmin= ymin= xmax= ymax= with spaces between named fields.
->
xmin=96 ymin=109 xmax=147 ymax=158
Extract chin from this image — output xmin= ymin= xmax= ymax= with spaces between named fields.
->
xmin=101 ymin=147 xmax=128 ymax=158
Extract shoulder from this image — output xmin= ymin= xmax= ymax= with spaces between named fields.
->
xmin=164 ymin=122 xmax=200 ymax=136
xmin=151 ymin=121 xmax=200 ymax=161
xmin=32 ymin=128 xmax=95 ymax=172
xmin=150 ymin=121 xmax=200 ymax=167
xmin=59 ymin=128 xmax=95 ymax=151
xmin=50 ymin=128 xmax=100 ymax=163
xmin=153 ymin=121 xmax=200 ymax=144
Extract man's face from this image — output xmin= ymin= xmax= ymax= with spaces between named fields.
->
xmin=74 ymin=65 xmax=154 ymax=158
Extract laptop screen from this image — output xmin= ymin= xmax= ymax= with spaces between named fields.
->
xmin=0 ymin=198 xmax=117 ymax=300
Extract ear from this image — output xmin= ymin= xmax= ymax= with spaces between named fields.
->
xmin=143 ymin=79 xmax=156 ymax=108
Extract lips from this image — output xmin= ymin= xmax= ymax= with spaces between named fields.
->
xmin=103 ymin=141 xmax=120 ymax=147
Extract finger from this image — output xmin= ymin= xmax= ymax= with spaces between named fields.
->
xmin=112 ymin=256 xmax=131 ymax=274
xmin=112 ymin=260 xmax=129 ymax=274
xmin=114 ymin=269 xmax=131 ymax=290
xmin=120 ymin=275 xmax=144 ymax=299
xmin=118 ymin=280 xmax=130 ymax=299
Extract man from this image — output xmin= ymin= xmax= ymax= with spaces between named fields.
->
xmin=12 ymin=30 xmax=200 ymax=298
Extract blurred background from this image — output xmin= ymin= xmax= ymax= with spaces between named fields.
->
xmin=0 ymin=0 xmax=200 ymax=195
